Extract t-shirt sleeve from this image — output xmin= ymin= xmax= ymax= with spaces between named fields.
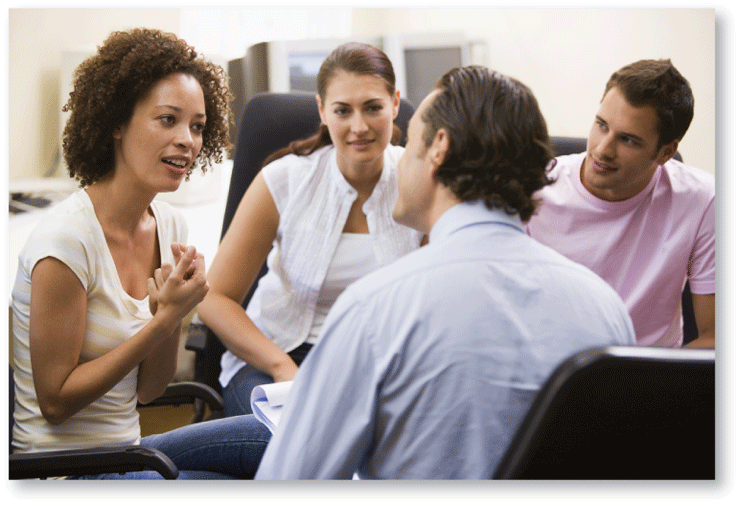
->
xmin=261 ymin=155 xmax=297 ymax=216
xmin=687 ymin=195 xmax=715 ymax=294
xmin=20 ymin=213 xmax=92 ymax=291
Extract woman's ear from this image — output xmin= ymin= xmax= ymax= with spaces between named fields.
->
xmin=316 ymin=94 xmax=326 ymax=125
xmin=392 ymin=89 xmax=401 ymax=119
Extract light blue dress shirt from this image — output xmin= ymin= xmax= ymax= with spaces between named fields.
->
xmin=256 ymin=200 xmax=636 ymax=479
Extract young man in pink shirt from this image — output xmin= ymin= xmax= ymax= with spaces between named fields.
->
xmin=527 ymin=59 xmax=714 ymax=348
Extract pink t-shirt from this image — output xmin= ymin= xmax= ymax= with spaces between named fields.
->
xmin=526 ymin=152 xmax=715 ymax=347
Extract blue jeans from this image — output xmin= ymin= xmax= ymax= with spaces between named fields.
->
xmin=68 ymin=415 xmax=271 ymax=480
xmin=223 ymin=343 xmax=312 ymax=417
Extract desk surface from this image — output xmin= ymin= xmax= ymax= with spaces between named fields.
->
xmin=7 ymin=161 xmax=233 ymax=305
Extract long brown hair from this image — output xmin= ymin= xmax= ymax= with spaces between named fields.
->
xmin=261 ymin=42 xmax=402 ymax=167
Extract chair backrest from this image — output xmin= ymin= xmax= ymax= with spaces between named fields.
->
xmin=193 ymin=92 xmax=415 ymax=392
xmin=493 ymin=345 xmax=715 ymax=479
xmin=548 ymin=137 xmax=697 ymax=344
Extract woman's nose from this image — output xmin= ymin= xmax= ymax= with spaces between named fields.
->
xmin=350 ymin=113 xmax=369 ymax=134
xmin=175 ymin=126 xmax=195 ymax=148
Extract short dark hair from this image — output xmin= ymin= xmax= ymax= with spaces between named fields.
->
xmin=261 ymin=42 xmax=402 ymax=167
xmin=421 ymin=66 xmax=554 ymax=222
xmin=62 ymin=28 xmax=232 ymax=187
xmin=604 ymin=59 xmax=694 ymax=146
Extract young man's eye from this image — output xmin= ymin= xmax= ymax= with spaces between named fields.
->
xmin=621 ymin=136 xmax=638 ymax=146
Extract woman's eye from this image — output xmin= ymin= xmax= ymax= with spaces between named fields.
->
xmin=192 ymin=122 xmax=205 ymax=133
xmin=160 ymin=115 xmax=176 ymax=125
xmin=334 ymin=108 xmax=349 ymax=116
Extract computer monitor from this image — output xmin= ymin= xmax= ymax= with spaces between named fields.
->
xmin=226 ymin=34 xmax=487 ymax=149
xmin=382 ymin=32 xmax=487 ymax=108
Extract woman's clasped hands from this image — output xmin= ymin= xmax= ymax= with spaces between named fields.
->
xmin=148 ymin=243 xmax=209 ymax=321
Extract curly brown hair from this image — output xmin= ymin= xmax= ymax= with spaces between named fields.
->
xmin=422 ymin=66 xmax=554 ymax=222
xmin=62 ymin=28 xmax=232 ymax=187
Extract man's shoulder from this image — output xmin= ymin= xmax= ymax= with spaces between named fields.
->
xmin=343 ymin=224 xmax=622 ymax=307
xmin=533 ymin=152 xmax=584 ymax=200
xmin=334 ymin=231 xmax=634 ymax=345
xmin=549 ymin=152 xmax=586 ymax=178
xmin=344 ymin=244 xmax=438 ymax=300
xmin=662 ymin=159 xmax=715 ymax=197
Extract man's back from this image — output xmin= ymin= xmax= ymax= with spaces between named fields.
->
xmin=256 ymin=201 xmax=635 ymax=479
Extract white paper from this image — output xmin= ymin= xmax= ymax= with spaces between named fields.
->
xmin=251 ymin=380 xmax=361 ymax=478
xmin=250 ymin=381 xmax=294 ymax=433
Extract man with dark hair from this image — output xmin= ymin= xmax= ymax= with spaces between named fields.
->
xmin=255 ymin=66 xmax=635 ymax=480
xmin=527 ymin=59 xmax=714 ymax=348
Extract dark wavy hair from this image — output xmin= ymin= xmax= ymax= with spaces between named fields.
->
xmin=261 ymin=42 xmax=402 ymax=167
xmin=604 ymin=59 xmax=694 ymax=147
xmin=421 ymin=66 xmax=554 ymax=222
xmin=62 ymin=28 xmax=232 ymax=187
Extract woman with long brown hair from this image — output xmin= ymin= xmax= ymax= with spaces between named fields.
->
xmin=198 ymin=42 xmax=424 ymax=417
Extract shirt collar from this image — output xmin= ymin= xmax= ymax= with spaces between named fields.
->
xmin=429 ymin=200 xmax=524 ymax=243
xmin=329 ymin=146 xmax=393 ymax=198
xmin=571 ymin=152 xmax=664 ymax=210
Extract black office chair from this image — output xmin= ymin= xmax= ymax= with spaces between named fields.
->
xmin=185 ymin=92 xmax=415 ymax=417
xmin=493 ymin=345 xmax=715 ymax=479
xmin=9 ymin=364 xmax=224 ymax=479
xmin=548 ymin=137 xmax=698 ymax=344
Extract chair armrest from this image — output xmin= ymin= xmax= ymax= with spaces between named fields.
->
xmin=142 ymin=381 xmax=224 ymax=413
xmin=9 ymin=445 xmax=179 ymax=480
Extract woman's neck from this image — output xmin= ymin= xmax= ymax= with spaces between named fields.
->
xmin=338 ymin=159 xmax=384 ymax=200
xmin=85 ymin=175 xmax=155 ymax=236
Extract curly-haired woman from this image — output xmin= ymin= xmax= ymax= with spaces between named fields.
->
xmin=11 ymin=28 xmax=269 ymax=479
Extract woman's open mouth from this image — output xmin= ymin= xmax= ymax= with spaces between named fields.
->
xmin=163 ymin=157 xmax=189 ymax=174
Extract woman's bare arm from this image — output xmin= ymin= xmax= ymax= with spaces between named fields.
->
xmin=197 ymin=171 xmax=298 ymax=382
xmin=30 ymin=246 xmax=207 ymax=424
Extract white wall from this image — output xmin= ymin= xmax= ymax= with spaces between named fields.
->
xmin=7 ymin=7 xmax=715 ymax=183
xmin=352 ymin=7 xmax=715 ymax=175
xmin=8 ymin=8 xmax=182 ymax=182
